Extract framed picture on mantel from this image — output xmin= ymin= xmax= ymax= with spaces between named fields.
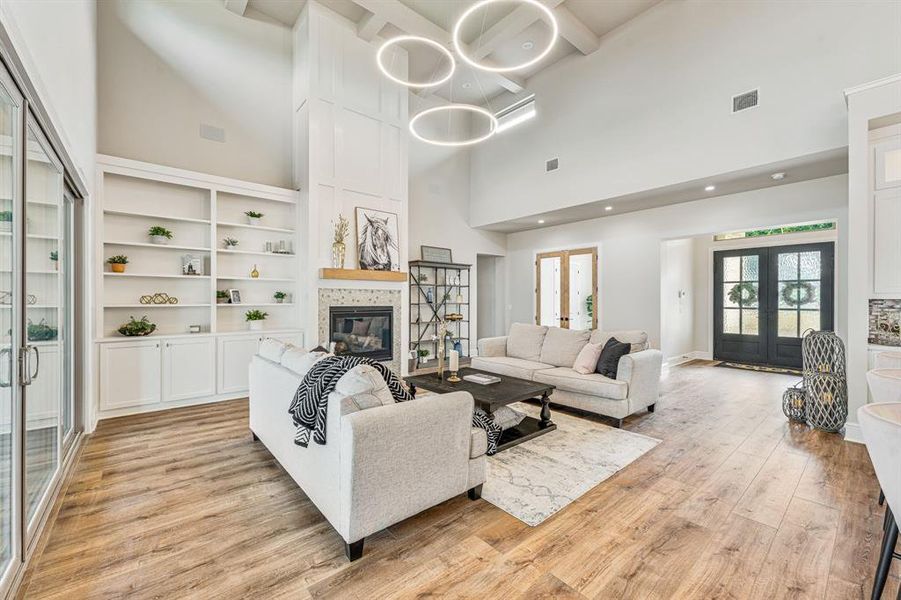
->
xmin=420 ymin=245 xmax=453 ymax=263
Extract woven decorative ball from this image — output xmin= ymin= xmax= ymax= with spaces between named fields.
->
xmin=782 ymin=385 xmax=806 ymax=423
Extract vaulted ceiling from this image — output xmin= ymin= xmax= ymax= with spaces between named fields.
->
xmin=234 ymin=0 xmax=661 ymax=104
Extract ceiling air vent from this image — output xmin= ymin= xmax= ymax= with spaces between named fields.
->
xmin=200 ymin=123 xmax=226 ymax=143
xmin=732 ymin=89 xmax=759 ymax=113
xmin=546 ymin=158 xmax=559 ymax=172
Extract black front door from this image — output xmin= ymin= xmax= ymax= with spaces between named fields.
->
xmin=713 ymin=242 xmax=834 ymax=368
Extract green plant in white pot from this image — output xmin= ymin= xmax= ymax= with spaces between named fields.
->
xmin=273 ymin=291 xmax=287 ymax=304
xmin=0 ymin=211 xmax=11 ymax=233
xmin=245 ymin=309 xmax=268 ymax=331
xmin=245 ymin=210 xmax=263 ymax=226
xmin=148 ymin=226 xmax=173 ymax=245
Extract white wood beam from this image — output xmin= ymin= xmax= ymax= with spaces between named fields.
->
xmin=553 ymin=4 xmax=600 ymax=55
xmin=357 ymin=12 xmax=388 ymax=42
xmin=223 ymin=0 xmax=248 ymax=16
xmin=351 ymin=0 xmax=525 ymax=94
xmin=469 ymin=0 xmax=565 ymax=61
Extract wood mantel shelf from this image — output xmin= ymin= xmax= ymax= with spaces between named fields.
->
xmin=319 ymin=268 xmax=408 ymax=282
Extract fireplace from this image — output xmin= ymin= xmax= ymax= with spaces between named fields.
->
xmin=329 ymin=306 xmax=393 ymax=362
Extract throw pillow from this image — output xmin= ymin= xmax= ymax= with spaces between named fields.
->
xmin=596 ymin=337 xmax=630 ymax=378
xmin=573 ymin=342 xmax=603 ymax=374
xmin=259 ymin=338 xmax=289 ymax=362
xmin=335 ymin=365 xmax=394 ymax=412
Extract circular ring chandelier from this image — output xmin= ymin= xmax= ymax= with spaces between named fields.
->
xmin=409 ymin=104 xmax=499 ymax=147
xmin=377 ymin=35 xmax=456 ymax=88
xmin=452 ymin=0 xmax=559 ymax=73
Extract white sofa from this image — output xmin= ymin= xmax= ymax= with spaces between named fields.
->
xmin=249 ymin=342 xmax=487 ymax=561
xmin=472 ymin=324 xmax=663 ymax=427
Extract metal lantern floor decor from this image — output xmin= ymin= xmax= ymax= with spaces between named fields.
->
xmin=801 ymin=330 xmax=848 ymax=433
xmin=782 ymin=382 xmax=807 ymax=423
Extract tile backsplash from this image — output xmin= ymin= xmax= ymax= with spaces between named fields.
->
xmin=869 ymin=299 xmax=901 ymax=346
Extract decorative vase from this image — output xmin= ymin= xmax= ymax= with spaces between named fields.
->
xmin=275 ymin=297 xmax=284 ymax=304
xmin=217 ymin=297 xmax=228 ymax=304
xmin=150 ymin=235 xmax=168 ymax=245
xmin=248 ymin=320 xmax=263 ymax=331
xmin=332 ymin=242 xmax=346 ymax=269
xmin=247 ymin=216 xmax=260 ymax=226
xmin=250 ymin=265 xmax=259 ymax=278
xmin=111 ymin=263 xmax=125 ymax=273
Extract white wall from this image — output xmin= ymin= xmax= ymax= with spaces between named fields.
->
xmin=0 ymin=0 xmax=97 ymax=192
xmin=470 ymin=0 xmax=901 ymax=227
xmin=97 ymin=0 xmax=292 ymax=188
xmin=505 ymin=175 xmax=849 ymax=350
xmin=660 ymin=238 xmax=694 ymax=362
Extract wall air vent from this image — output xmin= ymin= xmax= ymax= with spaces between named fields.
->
xmin=199 ymin=123 xmax=226 ymax=143
xmin=732 ymin=89 xmax=759 ymax=113
xmin=546 ymin=158 xmax=559 ymax=172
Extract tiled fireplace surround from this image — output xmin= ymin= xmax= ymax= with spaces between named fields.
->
xmin=318 ymin=288 xmax=403 ymax=374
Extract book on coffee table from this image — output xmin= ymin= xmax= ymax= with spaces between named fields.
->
xmin=463 ymin=373 xmax=501 ymax=385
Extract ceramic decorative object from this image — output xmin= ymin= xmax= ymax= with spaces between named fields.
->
xmin=250 ymin=265 xmax=259 ymax=278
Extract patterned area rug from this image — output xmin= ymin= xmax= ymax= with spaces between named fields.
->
xmin=482 ymin=403 xmax=660 ymax=526
xmin=715 ymin=361 xmax=802 ymax=376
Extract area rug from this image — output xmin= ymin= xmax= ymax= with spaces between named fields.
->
xmin=482 ymin=403 xmax=660 ymax=526
xmin=715 ymin=361 xmax=802 ymax=376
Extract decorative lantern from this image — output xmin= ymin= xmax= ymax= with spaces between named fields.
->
xmin=782 ymin=382 xmax=806 ymax=423
xmin=802 ymin=330 xmax=848 ymax=433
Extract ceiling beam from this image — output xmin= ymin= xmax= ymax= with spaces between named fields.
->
xmin=351 ymin=0 xmax=525 ymax=94
xmin=357 ymin=12 xmax=388 ymax=42
xmin=553 ymin=4 xmax=600 ymax=55
xmin=223 ymin=0 xmax=248 ymax=17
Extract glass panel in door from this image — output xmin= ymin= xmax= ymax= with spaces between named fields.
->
xmin=24 ymin=122 xmax=64 ymax=527
xmin=537 ymin=254 xmax=562 ymax=327
xmin=568 ymin=252 xmax=594 ymax=330
xmin=0 ymin=73 xmax=20 ymax=585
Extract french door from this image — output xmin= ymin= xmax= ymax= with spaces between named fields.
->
xmin=713 ymin=242 xmax=834 ymax=368
xmin=535 ymin=247 xmax=597 ymax=330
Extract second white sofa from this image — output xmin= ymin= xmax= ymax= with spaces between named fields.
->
xmin=472 ymin=323 xmax=663 ymax=427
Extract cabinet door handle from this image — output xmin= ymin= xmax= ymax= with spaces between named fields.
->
xmin=29 ymin=346 xmax=39 ymax=381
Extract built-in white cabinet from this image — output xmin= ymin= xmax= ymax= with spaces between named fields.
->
xmin=874 ymin=138 xmax=901 ymax=190
xmin=99 ymin=339 xmax=162 ymax=410
xmin=871 ymin=129 xmax=901 ymax=296
xmin=217 ymin=335 xmax=263 ymax=394
xmin=162 ymin=337 xmax=216 ymax=402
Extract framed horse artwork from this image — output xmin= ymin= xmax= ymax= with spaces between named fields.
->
xmin=355 ymin=207 xmax=400 ymax=271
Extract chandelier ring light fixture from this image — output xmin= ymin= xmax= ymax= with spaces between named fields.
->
xmin=376 ymin=35 xmax=456 ymax=88
xmin=409 ymin=104 xmax=499 ymax=147
xmin=452 ymin=0 xmax=559 ymax=73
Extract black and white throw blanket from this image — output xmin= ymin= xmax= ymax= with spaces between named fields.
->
xmin=288 ymin=355 xmax=502 ymax=454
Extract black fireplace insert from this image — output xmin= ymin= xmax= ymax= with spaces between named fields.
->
xmin=329 ymin=306 xmax=393 ymax=362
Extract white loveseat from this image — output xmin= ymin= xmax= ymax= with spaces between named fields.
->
xmin=472 ymin=324 xmax=663 ymax=427
xmin=249 ymin=341 xmax=487 ymax=561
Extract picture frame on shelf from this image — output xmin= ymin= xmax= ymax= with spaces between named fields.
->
xmin=355 ymin=207 xmax=400 ymax=271
xmin=181 ymin=254 xmax=204 ymax=276
xmin=228 ymin=289 xmax=242 ymax=304
xmin=420 ymin=245 xmax=453 ymax=263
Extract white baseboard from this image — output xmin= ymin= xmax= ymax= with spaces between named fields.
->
xmin=664 ymin=351 xmax=712 ymax=367
xmin=843 ymin=422 xmax=864 ymax=444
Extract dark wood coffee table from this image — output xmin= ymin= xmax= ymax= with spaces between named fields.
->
xmin=406 ymin=367 xmax=556 ymax=452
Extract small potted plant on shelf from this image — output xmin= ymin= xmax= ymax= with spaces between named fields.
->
xmin=245 ymin=309 xmax=268 ymax=331
xmin=216 ymin=290 xmax=230 ymax=304
xmin=417 ymin=348 xmax=430 ymax=364
xmin=117 ymin=315 xmax=156 ymax=337
xmin=148 ymin=226 xmax=173 ymax=245
xmin=106 ymin=255 xmax=128 ymax=273
xmin=50 ymin=250 xmax=59 ymax=270
xmin=223 ymin=237 xmax=239 ymax=249
xmin=273 ymin=290 xmax=287 ymax=304
xmin=245 ymin=210 xmax=263 ymax=226
xmin=27 ymin=319 xmax=58 ymax=341
xmin=0 ymin=211 xmax=11 ymax=232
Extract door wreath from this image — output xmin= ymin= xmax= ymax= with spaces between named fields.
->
xmin=781 ymin=281 xmax=816 ymax=307
xmin=727 ymin=282 xmax=758 ymax=306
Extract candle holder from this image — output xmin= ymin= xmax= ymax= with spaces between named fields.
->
xmin=447 ymin=371 xmax=461 ymax=383
xmin=801 ymin=330 xmax=848 ymax=433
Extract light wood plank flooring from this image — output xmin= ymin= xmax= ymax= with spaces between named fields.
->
xmin=18 ymin=361 xmax=901 ymax=599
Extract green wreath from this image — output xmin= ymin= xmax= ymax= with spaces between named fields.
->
xmin=782 ymin=281 xmax=816 ymax=307
xmin=727 ymin=282 xmax=758 ymax=306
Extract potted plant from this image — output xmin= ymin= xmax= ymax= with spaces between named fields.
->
xmin=223 ymin=237 xmax=239 ymax=249
xmin=148 ymin=226 xmax=173 ymax=245
xmin=27 ymin=319 xmax=58 ymax=341
xmin=417 ymin=348 xmax=430 ymax=364
xmin=50 ymin=250 xmax=59 ymax=270
xmin=106 ymin=255 xmax=128 ymax=273
xmin=245 ymin=309 xmax=268 ymax=331
xmin=273 ymin=291 xmax=287 ymax=304
xmin=216 ymin=290 xmax=230 ymax=304
xmin=245 ymin=210 xmax=263 ymax=226
xmin=117 ymin=315 xmax=156 ymax=337
xmin=0 ymin=211 xmax=11 ymax=232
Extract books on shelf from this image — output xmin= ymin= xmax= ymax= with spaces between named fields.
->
xmin=463 ymin=373 xmax=501 ymax=385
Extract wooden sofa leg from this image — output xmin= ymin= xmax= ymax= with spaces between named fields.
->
xmin=648 ymin=404 xmax=656 ymax=413
xmin=345 ymin=538 xmax=365 ymax=562
xmin=468 ymin=484 xmax=483 ymax=501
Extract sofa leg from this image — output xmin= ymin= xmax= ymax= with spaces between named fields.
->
xmin=250 ymin=430 xmax=259 ymax=442
xmin=612 ymin=418 xmax=623 ymax=429
xmin=345 ymin=538 xmax=365 ymax=562
xmin=468 ymin=484 xmax=483 ymax=501
xmin=648 ymin=404 xmax=656 ymax=413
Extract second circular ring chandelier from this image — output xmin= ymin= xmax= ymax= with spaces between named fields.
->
xmin=376 ymin=0 xmax=558 ymax=147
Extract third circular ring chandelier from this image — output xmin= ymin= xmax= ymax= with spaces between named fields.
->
xmin=375 ymin=0 xmax=558 ymax=147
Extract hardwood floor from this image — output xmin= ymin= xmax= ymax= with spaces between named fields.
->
xmin=18 ymin=361 xmax=900 ymax=599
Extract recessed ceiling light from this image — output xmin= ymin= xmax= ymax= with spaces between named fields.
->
xmin=771 ymin=172 xmax=786 ymax=180
xmin=604 ymin=206 xmax=613 ymax=211
xmin=537 ymin=219 xmax=545 ymax=224
xmin=522 ymin=41 xmax=534 ymax=50
xmin=461 ymin=82 xmax=472 ymax=89
xmin=705 ymin=185 xmax=716 ymax=192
